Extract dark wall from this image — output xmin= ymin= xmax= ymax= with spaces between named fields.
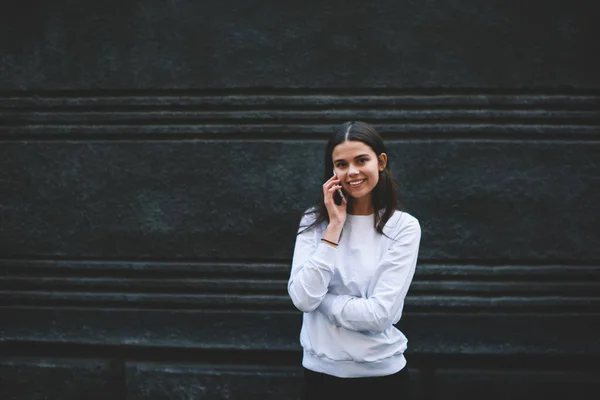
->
xmin=1 ymin=1 xmax=599 ymax=399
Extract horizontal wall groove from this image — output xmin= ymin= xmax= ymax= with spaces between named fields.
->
xmin=2 ymin=110 xmax=597 ymax=123
xmin=1 ymin=260 xmax=598 ymax=312
xmin=0 ymin=254 xmax=600 ymax=273
xmin=1 ymin=341 xmax=597 ymax=367
xmin=0 ymin=88 xmax=599 ymax=97
xmin=3 ymin=104 xmax=599 ymax=112
xmin=1 ymin=92 xmax=598 ymax=140
xmin=0 ymin=291 xmax=598 ymax=312
xmin=2 ymin=93 xmax=596 ymax=109
xmin=2 ymin=118 xmax=598 ymax=129
xmin=0 ymin=278 xmax=597 ymax=297
xmin=1 ymin=124 xmax=599 ymax=141
xmin=2 ymin=259 xmax=598 ymax=277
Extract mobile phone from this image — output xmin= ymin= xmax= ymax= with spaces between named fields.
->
xmin=332 ymin=169 xmax=346 ymax=205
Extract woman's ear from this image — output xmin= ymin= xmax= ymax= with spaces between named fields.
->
xmin=378 ymin=153 xmax=388 ymax=171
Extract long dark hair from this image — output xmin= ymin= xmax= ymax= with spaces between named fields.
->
xmin=299 ymin=121 xmax=403 ymax=235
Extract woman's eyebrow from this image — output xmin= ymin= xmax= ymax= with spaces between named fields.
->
xmin=333 ymin=153 xmax=371 ymax=163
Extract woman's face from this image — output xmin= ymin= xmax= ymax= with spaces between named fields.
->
xmin=331 ymin=140 xmax=387 ymax=202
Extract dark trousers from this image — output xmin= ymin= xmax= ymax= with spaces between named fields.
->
xmin=302 ymin=366 xmax=411 ymax=400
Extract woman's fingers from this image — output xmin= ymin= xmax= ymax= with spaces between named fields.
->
xmin=323 ymin=178 xmax=347 ymax=212
xmin=323 ymin=178 xmax=340 ymax=190
xmin=325 ymin=185 xmax=344 ymax=207
xmin=323 ymin=180 xmax=341 ymax=200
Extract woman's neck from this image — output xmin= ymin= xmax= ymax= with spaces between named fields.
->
xmin=349 ymin=196 xmax=374 ymax=215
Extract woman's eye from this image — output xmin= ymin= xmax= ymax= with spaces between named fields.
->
xmin=358 ymin=158 xmax=367 ymax=164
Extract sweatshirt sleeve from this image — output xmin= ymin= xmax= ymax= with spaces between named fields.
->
xmin=318 ymin=217 xmax=421 ymax=333
xmin=287 ymin=213 xmax=338 ymax=313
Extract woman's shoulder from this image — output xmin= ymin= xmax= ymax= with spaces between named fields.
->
xmin=383 ymin=209 xmax=421 ymax=235
xmin=298 ymin=207 xmax=324 ymax=230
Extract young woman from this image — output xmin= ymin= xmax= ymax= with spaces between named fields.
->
xmin=288 ymin=121 xmax=421 ymax=399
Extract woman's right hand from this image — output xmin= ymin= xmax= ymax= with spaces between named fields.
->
xmin=323 ymin=174 xmax=347 ymax=227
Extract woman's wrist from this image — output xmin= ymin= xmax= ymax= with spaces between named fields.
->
xmin=320 ymin=238 xmax=338 ymax=248
xmin=323 ymin=223 xmax=343 ymax=244
xmin=327 ymin=220 xmax=344 ymax=231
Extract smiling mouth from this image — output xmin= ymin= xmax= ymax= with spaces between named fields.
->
xmin=347 ymin=179 xmax=365 ymax=188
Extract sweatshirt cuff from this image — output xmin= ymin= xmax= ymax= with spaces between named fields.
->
xmin=310 ymin=242 xmax=338 ymax=273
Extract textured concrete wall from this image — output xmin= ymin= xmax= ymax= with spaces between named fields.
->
xmin=1 ymin=1 xmax=599 ymax=399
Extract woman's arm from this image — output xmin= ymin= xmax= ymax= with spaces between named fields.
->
xmin=288 ymin=174 xmax=347 ymax=312
xmin=287 ymin=214 xmax=342 ymax=313
xmin=318 ymin=217 xmax=421 ymax=333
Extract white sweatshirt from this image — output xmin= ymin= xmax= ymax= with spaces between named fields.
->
xmin=288 ymin=209 xmax=421 ymax=378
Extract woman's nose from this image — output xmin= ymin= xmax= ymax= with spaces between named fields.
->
xmin=348 ymin=165 xmax=359 ymax=175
